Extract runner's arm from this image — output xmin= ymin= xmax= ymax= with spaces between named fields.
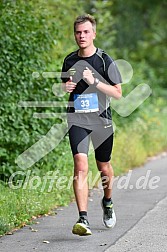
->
xmin=96 ymin=82 xmax=122 ymax=99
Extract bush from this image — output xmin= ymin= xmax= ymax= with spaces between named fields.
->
xmin=0 ymin=0 xmax=63 ymax=180
xmin=112 ymin=104 xmax=167 ymax=176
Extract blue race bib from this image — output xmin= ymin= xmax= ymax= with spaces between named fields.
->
xmin=74 ymin=93 xmax=99 ymax=113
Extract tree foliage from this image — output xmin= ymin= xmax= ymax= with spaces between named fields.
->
xmin=111 ymin=0 xmax=167 ymax=89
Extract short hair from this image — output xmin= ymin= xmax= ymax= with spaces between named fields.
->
xmin=74 ymin=14 xmax=96 ymax=32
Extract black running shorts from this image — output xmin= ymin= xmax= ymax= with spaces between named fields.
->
xmin=68 ymin=124 xmax=114 ymax=162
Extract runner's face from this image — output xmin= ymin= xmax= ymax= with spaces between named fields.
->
xmin=74 ymin=21 xmax=96 ymax=49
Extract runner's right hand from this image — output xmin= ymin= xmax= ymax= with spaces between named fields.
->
xmin=65 ymin=76 xmax=77 ymax=93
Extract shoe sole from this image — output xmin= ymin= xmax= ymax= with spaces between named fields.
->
xmin=72 ymin=223 xmax=92 ymax=236
xmin=101 ymin=201 xmax=116 ymax=228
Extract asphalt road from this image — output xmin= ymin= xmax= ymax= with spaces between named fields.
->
xmin=0 ymin=153 xmax=167 ymax=252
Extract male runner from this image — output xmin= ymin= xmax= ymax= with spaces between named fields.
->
xmin=61 ymin=14 xmax=122 ymax=236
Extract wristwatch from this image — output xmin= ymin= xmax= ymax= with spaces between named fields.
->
xmin=94 ymin=78 xmax=99 ymax=87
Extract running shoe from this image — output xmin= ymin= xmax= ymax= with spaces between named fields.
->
xmin=72 ymin=217 xmax=92 ymax=236
xmin=101 ymin=200 xmax=116 ymax=228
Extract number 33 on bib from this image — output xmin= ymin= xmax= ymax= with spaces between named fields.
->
xmin=74 ymin=93 xmax=99 ymax=113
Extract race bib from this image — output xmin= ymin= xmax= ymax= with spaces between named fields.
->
xmin=74 ymin=93 xmax=99 ymax=113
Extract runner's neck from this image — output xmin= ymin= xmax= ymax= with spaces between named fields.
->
xmin=78 ymin=46 xmax=97 ymax=58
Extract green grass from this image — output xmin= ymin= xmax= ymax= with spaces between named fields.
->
xmin=0 ymin=141 xmax=75 ymax=235
xmin=0 ymin=177 xmax=75 ymax=235
xmin=0 ymin=183 xmax=53 ymax=235
xmin=0 ymin=104 xmax=167 ymax=236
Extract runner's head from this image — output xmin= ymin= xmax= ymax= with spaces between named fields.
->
xmin=74 ymin=14 xmax=96 ymax=33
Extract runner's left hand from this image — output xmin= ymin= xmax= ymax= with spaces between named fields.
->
xmin=83 ymin=67 xmax=94 ymax=85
